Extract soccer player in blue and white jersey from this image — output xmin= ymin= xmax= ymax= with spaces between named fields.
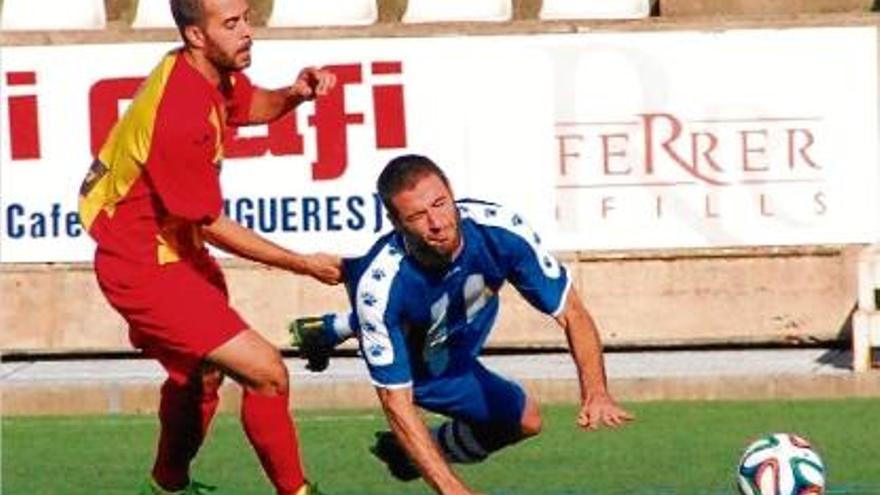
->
xmin=292 ymin=154 xmax=633 ymax=494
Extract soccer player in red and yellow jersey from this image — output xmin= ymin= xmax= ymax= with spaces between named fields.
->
xmin=78 ymin=1 xmax=339 ymax=494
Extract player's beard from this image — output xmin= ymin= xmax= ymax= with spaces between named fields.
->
xmin=400 ymin=213 xmax=462 ymax=272
xmin=207 ymin=42 xmax=252 ymax=72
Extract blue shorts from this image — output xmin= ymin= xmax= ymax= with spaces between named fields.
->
xmin=413 ymin=361 xmax=526 ymax=426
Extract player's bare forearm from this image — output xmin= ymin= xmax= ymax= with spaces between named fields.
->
xmin=376 ymin=387 xmax=475 ymax=495
xmin=202 ymin=215 xmax=342 ymax=284
xmin=555 ymin=288 xmax=609 ymax=399
xmin=555 ymin=288 xmax=634 ymax=429
xmin=246 ymin=87 xmax=306 ymax=124
xmin=247 ymin=67 xmax=336 ymax=124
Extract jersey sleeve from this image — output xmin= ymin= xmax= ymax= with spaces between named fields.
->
xmin=351 ymin=243 xmax=413 ymax=388
xmin=356 ymin=292 xmax=413 ymax=388
xmin=145 ymin=96 xmax=223 ymax=225
xmin=227 ymin=71 xmax=255 ymax=125
xmin=483 ymin=208 xmax=571 ymax=317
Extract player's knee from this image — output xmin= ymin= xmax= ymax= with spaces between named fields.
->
xmin=249 ymin=355 xmax=290 ymax=396
xmin=520 ymin=401 xmax=543 ymax=437
xmin=200 ymin=365 xmax=225 ymax=394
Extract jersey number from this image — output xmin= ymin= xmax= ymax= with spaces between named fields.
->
xmin=424 ymin=274 xmax=491 ymax=376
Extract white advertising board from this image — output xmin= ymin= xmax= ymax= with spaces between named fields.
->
xmin=543 ymin=27 xmax=879 ymax=250
xmin=0 ymin=38 xmax=557 ymax=262
xmin=1 ymin=27 xmax=877 ymax=262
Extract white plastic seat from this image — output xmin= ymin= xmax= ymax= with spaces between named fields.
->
xmin=132 ymin=0 xmax=177 ymax=29
xmin=539 ymin=0 xmax=651 ymax=20
xmin=402 ymin=0 xmax=513 ymax=23
xmin=267 ymin=0 xmax=378 ymax=27
xmin=2 ymin=0 xmax=106 ymax=30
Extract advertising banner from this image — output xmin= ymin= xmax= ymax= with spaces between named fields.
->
xmin=545 ymin=27 xmax=879 ymax=250
xmin=1 ymin=27 xmax=877 ymax=262
xmin=0 ymin=38 xmax=557 ymax=262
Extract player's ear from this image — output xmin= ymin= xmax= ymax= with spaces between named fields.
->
xmin=183 ymin=24 xmax=207 ymax=48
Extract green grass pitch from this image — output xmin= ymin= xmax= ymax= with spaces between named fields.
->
xmin=3 ymin=398 xmax=879 ymax=494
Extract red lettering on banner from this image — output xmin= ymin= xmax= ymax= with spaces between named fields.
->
xmin=88 ymin=77 xmax=143 ymax=157
xmin=690 ymin=132 xmax=721 ymax=174
xmin=602 ymin=133 xmax=629 ymax=175
xmin=787 ymin=129 xmax=818 ymax=169
xmin=558 ymin=113 xmax=822 ymax=186
xmin=555 ymin=112 xmax=827 ymax=226
xmin=225 ymin=112 xmax=305 ymax=158
xmin=556 ymin=134 xmax=582 ymax=176
xmin=642 ymin=113 xmax=727 ymax=186
xmin=372 ymin=62 xmax=407 ymax=149
xmin=6 ymin=71 xmax=41 ymax=160
xmin=740 ymin=129 xmax=769 ymax=172
xmin=309 ymin=64 xmax=365 ymax=180
xmin=13 ymin=62 xmax=408 ymax=177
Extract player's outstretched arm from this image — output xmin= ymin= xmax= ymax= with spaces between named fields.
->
xmin=554 ymin=288 xmax=634 ymax=430
xmin=203 ymin=214 xmax=342 ymax=284
xmin=376 ymin=387 xmax=483 ymax=495
xmin=247 ymin=66 xmax=337 ymax=124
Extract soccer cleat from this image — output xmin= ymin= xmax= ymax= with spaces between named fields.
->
xmin=295 ymin=481 xmax=326 ymax=495
xmin=139 ymin=477 xmax=217 ymax=495
xmin=369 ymin=431 xmax=421 ymax=482
xmin=289 ymin=316 xmax=334 ymax=372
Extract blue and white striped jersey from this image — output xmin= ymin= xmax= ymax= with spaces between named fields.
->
xmin=342 ymin=199 xmax=571 ymax=389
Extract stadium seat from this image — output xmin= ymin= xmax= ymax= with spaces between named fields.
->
xmin=853 ymin=244 xmax=880 ymax=372
xmin=1 ymin=0 xmax=106 ymax=30
xmin=402 ymin=0 xmax=513 ymax=23
xmin=132 ymin=0 xmax=177 ymax=29
xmin=539 ymin=0 xmax=652 ymax=20
xmin=267 ymin=0 xmax=378 ymax=27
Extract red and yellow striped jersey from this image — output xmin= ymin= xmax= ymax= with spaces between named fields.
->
xmin=79 ymin=49 xmax=254 ymax=266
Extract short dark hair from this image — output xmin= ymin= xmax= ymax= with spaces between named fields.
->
xmin=377 ymin=154 xmax=451 ymax=217
xmin=170 ymin=0 xmax=205 ymax=40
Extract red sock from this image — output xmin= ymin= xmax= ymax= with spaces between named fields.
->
xmin=152 ymin=376 xmax=220 ymax=490
xmin=241 ymin=390 xmax=305 ymax=495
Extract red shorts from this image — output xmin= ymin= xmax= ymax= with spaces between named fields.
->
xmin=95 ymin=250 xmax=248 ymax=382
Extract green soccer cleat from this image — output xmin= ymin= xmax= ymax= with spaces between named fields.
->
xmin=289 ymin=316 xmax=334 ymax=372
xmin=296 ymin=480 xmax=326 ymax=495
xmin=139 ymin=477 xmax=217 ymax=495
xmin=369 ymin=431 xmax=421 ymax=482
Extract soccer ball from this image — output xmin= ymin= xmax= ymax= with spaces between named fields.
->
xmin=736 ymin=433 xmax=826 ymax=495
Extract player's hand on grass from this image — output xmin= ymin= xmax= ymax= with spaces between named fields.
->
xmin=303 ymin=253 xmax=344 ymax=285
xmin=577 ymin=391 xmax=634 ymax=431
xmin=290 ymin=67 xmax=337 ymax=100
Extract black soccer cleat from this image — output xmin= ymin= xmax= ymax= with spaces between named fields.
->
xmin=289 ymin=316 xmax=333 ymax=373
xmin=369 ymin=431 xmax=421 ymax=482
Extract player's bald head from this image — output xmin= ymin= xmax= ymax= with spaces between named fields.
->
xmin=377 ymin=154 xmax=452 ymax=218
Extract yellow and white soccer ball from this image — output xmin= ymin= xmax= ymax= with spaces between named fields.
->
xmin=736 ymin=433 xmax=825 ymax=495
